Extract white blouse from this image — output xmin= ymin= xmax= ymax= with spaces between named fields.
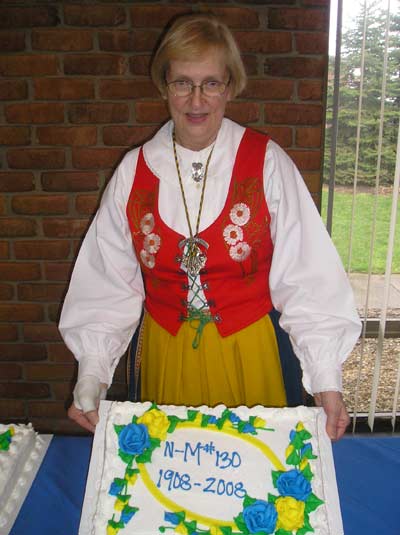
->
xmin=59 ymin=118 xmax=361 ymax=396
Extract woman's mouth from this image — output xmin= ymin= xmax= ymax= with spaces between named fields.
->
xmin=186 ymin=113 xmax=208 ymax=124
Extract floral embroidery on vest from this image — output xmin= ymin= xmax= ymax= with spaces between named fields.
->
xmin=222 ymin=176 xmax=268 ymax=279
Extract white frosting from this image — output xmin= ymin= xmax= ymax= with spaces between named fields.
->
xmin=87 ymin=402 xmax=341 ymax=535
xmin=0 ymin=423 xmax=44 ymax=528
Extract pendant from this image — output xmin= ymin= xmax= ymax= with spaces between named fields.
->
xmin=191 ymin=162 xmax=204 ymax=182
xmin=179 ymin=237 xmax=209 ymax=277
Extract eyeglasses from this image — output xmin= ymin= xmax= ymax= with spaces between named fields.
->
xmin=166 ymin=79 xmax=230 ymax=97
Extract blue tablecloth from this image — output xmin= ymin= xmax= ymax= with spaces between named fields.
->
xmin=10 ymin=435 xmax=400 ymax=535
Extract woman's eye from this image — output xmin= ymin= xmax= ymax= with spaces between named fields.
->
xmin=205 ymin=81 xmax=219 ymax=88
xmin=176 ymin=80 xmax=190 ymax=88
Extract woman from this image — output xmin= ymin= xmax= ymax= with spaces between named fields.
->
xmin=59 ymin=13 xmax=361 ymax=440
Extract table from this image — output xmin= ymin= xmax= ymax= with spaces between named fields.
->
xmin=10 ymin=435 xmax=400 ymax=535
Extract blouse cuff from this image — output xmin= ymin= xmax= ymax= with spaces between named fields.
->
xmin=303 ymin=362 xmax=343 ymax=396
xmin=77 ymin=355 xmax=115 ymax=387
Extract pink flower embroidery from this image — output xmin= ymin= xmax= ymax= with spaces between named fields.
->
xmin=229 ymin=241 xmax=251 ymax=262
xmin=140 ymin=249 xmax=155 ymax=269
xmin=223 ymin=224 xmax=243 ymax=246
xmin=230 ymin=203 xmax=250 ymax=226
xmin=143 ymin=233 xmax=161 ymax=254
xmin=140 ymin=213 xmax=155 ymax=235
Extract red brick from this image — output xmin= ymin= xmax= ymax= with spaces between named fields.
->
xmin=302 ymin=172 xmax=321 ymax=193
xmin=225 ymin=101 xmax=260 ymax=124
xmin=295 ymin=32 xmax=328 ymax=54
xmin=0 ymin=363 xmax=22 ymax=380
xmin=14 ymin=240 xmax=70 ymax=260
xmin=295 ymin=126 xmax=322 ymax=147
xmin=0 ymin=80 xmax=27 ymax=100
xmin=135 ymin=101 xmax=169 ymax=124
xmin=37 ymin=126 xmax=97 ymax=146
xmin=64 ymin=5 xmax=126 ymax=26
xmin=75 ymin=194 xmax=99 ymax=215
xmin=12 ymin=194 xmax=68 ymax=215
xmin=0 ymin=218 xmax=36 ymax=237
xmin=0 ymin=325 xmax=18 ymax=342
xmin=43 ymin=218 xmax=89 ymax=238
xmin=48 ymin=303 xmax=62 ymax=323
xmin=0 ymin=31 xmax=25 ymax=51
xmin=18 ymin=283 xmax=65 ymax=302
xmin=64 ymin=54 xmax=126 ymax=76
xmin=130 ymin=6 xmax=190 ymax=28
xmin=68 ymin=103 xmax=129 ymax=124
xmin=0 ymin=172 xmax=34 ymax=191
xmin=129 ymin=55 xmax=151 ymax=76
xmin=7 ymin=148 xmax=65 ymax=169
xmin=286 ymin=149 xmax=321 ymax=170
xmin=268 ymin=8 xmax=328 ymax=31
xmin=32 ymin=29 xmax=93 ymax=51
xmin=99 ymin=79 xmax=158 ymax=99
xmin=264 ymin=103 xmax=322 ymax=125
xmin=0 ymin=126 xmax=30 ymax=145
xmin=0 ymin=55 xmax=58 ymax=76
xmin=241 ymin=79 xmax=294 ymax=100
xmin=41 ymin=171 xmax=99 ymax=192
xmin=234 ymin=31 xmax=291 ymax=54
xmin=0 ymin=400 xmax=25 ymax=418
xmin=242 ymin=55 xmax=258 ymax=76
xmin=0 ymin=196 xmax=5 ymax=216
xmin=29 ymin=401 xmax=68 ymax=419
xmin=0 ymin=303 xmax=44 ymax=322
xmin=212 ymin=7 xmax=260 ymax=28
xmin=0 ymin=383 xmax=50 ymax=399
xmin=302 ymin=0 xmax=329 ymax=5
xmin=0 ymin=7 xmax=58 ymax=28
xmin=103 ymin=125 xmax=157 ymax=147
xmin=5 ymin=103 xmax=64 ymax=124
xmin=24 ymin=323 xmax=63 ymax=342
xmin=0 ymin=262 xmax=41 ymax=281
xmin=264 ymin=57 xmax=325 ymax=78
xmin=72 ymin=147 xmax=126 ymax=169
xmin=0 ymin=241 xmax=9 ymax=258
xmin=25 ymin=363 xmax=75 ymax=381
xmin=44 ymin=262 xmax=72 ymax=281
xmin=0 ymin=283 xmax=13 ymax=300
xmin=99 ymin=29 xmax=160 ymax=52
xmin=51 ymin=381 xmax=74 ymax=398
xmin=0 ymin=343 xmax=47 ymax=361
xmin=298 ymin=80 xmax=323 ymax=101
xmin=34 ymin=78 xmax=94 ymax=100
xmin=48 ymin=344 xmax=74 ymax=364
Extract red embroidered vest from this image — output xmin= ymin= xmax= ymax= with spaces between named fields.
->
xmin=126 ymin=128 xmax=274 ymax=337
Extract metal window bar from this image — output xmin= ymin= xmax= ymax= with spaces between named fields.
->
xmin=326 ymin=0 xmax=400 ymax=431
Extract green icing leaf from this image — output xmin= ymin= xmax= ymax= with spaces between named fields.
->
xmin=136 ymin=447 xmax=153 ymax=464
xmin=187 ymin=410 xmax=198 ymax=421
xmin=234 ymin=513 xmax=249 ymax=534
xmin=185 ymin=520 xmax=197 ymax=533
xmin=201 ymin=414 xmax=210 ymax=427
xmin=286 ymin=450 xmax=301 ymax=465
xmin=118 ymin=449 xmax=134 ymax=464
xmin=114 ymin=424 xmax=125 ymax=436
xmin=150 ymin=437 xmax=161 ymax=449
xmin=275 ymin=530 xmax=292 ymax=535
xmin=159 ymin=527 xmax=166 ymax=533
xmin=267 ymin=493 xmax=277 ymax=504
xmin=305 ymin=493 xmax=324 ymax=513
xmin=167 ymin=415 xmax=180 ymax=433
xmin=249 ymin=416 xmax=256 ymax=425
xmin=271 ymin=470 xmax=283 ymax=487
xmin=113 ymin=477 xmax=126 ymax=487
xmin=291 ymin=433 xmax=305 ymax=450
xmin=220 ymin=527 xmax=233 ymax=535
xmin=122 ymin=505 xmax=139 ymax=514
xmin=298 ymin=429 xmax=312 ymax=441
xmin=301 ymin=464 xmax=313 ymax=482
xmin=243 ymin=494 xmax=257 ymax=507
xmin=108 ymin=519 xmax=125 ymax=529
xmin=176 ymin=511 xmax=186 ymax=522
xmin=126 ymin=468 xmax=139 ymax=477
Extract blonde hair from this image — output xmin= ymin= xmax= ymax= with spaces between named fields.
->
xmin=151 ymin=13 xmax=247 ymax=98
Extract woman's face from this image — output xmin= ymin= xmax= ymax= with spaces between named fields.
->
xmin=165 ymin=52 xmax=231 ymax=151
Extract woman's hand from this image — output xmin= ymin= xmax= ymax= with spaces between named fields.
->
xmin=68 ymin=375 xmax=107 ymax=433
xmin=313 ymin=391 xmax=350 ymax=441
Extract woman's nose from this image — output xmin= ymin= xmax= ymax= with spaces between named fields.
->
xmin=190 ymin=85 xmax=204 ymax=106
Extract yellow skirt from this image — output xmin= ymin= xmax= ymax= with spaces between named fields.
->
xmin=139 ymin=312 xmax=287 ymax=408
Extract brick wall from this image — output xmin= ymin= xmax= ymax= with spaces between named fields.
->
xmin=0 ymin=1 xmax=329 ymax=434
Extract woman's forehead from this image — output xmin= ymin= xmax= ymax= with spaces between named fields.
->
xmin=167 ymin=54 xmax=228 ymax=79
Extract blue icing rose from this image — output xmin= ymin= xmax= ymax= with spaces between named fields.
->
xmin=164 ymin=512 xmax=181 ymax=526
xmin=118 ymin=423 xmax=150 ymax=456
xmin=229 ymin=412 xmax=240 ymax=423
xmin=289 ymin=430 xmax=296 ymax=441
xmin=121 ymin=508 xmax=137 ymax=523
xmin=276 ymin=469 xmax=312 ymax=501
xmin=208 ymin=416 xmax=218 ymax=424
xmin=109 ymin=481 xmax=123 ymax=496
xmin=242 ymin=423 xmax=255 ymax=434
xmin=243 ymin=500 xmax=277 ymax=534
xmin=301 ymin=443 xmax=313 ymax=457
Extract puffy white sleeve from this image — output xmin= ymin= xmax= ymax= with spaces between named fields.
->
xmin=265 ymin=141 xmax=361 ymax=395
xmin=59 ymin=150 xmax=145 ymax=386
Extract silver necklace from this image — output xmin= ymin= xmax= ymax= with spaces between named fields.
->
xmin=191 ymin=162 xmax=204 ymax=182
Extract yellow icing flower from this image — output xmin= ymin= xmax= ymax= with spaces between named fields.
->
xmin=107 ymin=526 xmax=119 ymax=535
xmin=253 ymin=417 xmax=266 ymax=428
xmin=175 ymin=523 xmax=189 ymax=535
xmin=296 ymin=422 xmax=305 ymax=432
xmin=137 ymin=408 xmax=169 ymax=440
xmin=125 ymin=472 xmax=138 ymax=485
xmin=300 ymin=458 xmax=309 ymax=471
xmin=114 ymin=496 xmax=129 ymax=511
xmin=276 ymin=496 xmax=305 ymax=531
xmin=210 ymin=526 xmax=224 ymax=535
xmin=285 ymin=444 xmax=294 ymax=458
xmin=10 ymin=426 xmax=15 ymax=436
